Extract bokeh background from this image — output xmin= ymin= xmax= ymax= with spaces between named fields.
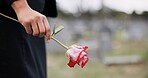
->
xmin=46 ymin=0 xmax=148 ymax=78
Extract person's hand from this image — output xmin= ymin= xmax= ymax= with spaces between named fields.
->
xmin=11 ymin=0 xmax=50 ymax=41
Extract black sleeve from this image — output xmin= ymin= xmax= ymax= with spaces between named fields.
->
xmin=43 ymin=0 xmax=58 ymax=17
xmin=4 ymin=0 xmax=14 ymax=6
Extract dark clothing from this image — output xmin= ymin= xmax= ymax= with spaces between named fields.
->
xmin=0 ymin=0 xmax=57 ymax=78
xmin=0 ymin=0 xmax=57 ymax=18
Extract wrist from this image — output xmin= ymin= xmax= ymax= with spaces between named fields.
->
xmin=11 ymin=0 xmax=30 ymax=13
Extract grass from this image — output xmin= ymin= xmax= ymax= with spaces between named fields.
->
xmin=107 ymin=40 xmax=148 ymax=56
xmin=106 ymin=30 xmax=148 ymax=57
xmin=47 ymin=53 xmax=147 ymax=78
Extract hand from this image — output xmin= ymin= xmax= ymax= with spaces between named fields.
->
xmin=11 ymin=0 xmax=50 ymax=41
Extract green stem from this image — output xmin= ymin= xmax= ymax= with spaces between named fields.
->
xmin=0 ymin=13 xmax=19 ymax=22
xmin=51 ymin=36 xmax=69 ymax=50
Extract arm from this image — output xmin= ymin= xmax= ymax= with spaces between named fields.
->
xmin=11 ymin=0 xmax=50 ymax=41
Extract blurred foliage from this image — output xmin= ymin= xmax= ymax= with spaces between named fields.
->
xmin=58 ymin=8 xmax=148 ymax=20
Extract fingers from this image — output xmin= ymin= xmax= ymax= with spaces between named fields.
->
xmin=22 ymin=21 xmax=32 ymax=34
xmin=43 ymin=17 xmax=51 ymax=41
xmin=35 ymin=15 xmax=50 ymax=40
xmin=22 ymin=15 xmax=50 ymax=41
xmin=31 ymin=19 xmax=39 ymax=36
xmin=19 ymin=11 xmax=50 ymax=41
xmin=36 ymin=16 xmax=45 ymax=38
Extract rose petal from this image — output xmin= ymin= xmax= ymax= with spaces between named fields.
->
xmin=67 ymin=56 xmax=77 ymax=67
xmin=66 ymin=45 xmax=89 ymax=68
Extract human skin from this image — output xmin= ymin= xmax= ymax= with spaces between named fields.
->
xmin=11 ymin=0 xmax=51 ymax=41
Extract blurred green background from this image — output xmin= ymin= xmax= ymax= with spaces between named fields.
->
xmin=46 ymin=0 xmax=148 ymax=78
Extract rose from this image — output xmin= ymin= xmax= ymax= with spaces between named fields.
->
xmin=52 ymin=36 xmax=89 ymax=68
xmin=51 ymin=26 xmax=89 ymax=68
xmin=66 ymin=45 xmax=88 ymax=68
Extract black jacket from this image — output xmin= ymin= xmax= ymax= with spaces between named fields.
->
xmin=0 ymin=0 xmax=57 ymax=78
xmin=0 ymin=0 xmax=57 ymax=17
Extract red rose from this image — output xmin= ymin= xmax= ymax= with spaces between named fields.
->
xmin=66 ymin=45 xmax=89 ymax=68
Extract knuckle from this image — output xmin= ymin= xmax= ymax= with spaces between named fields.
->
xmin=21 ymin=20 xmax=29 ymax=26
xmin=33 ymin=32 xmax=38 ymax=36
xmin=40 ymin=31 xmax=45 ymax=35
xmin=35 ymin=15 xmax=41 ymax=19
xmin=39 ymin=34 xmax=44 ymax=38
xmin=32 ymin=30 xmax=39 ymax=36
xmin=27 ymin=31 xmax=32 ymax=34
xmin=25 ymin=28 xmax=32 ymax=34
xmin=42 ymin=15 xmax=46 ymax=19
xmin=34 ymin=15 xmax=46 ymax=21
xmin=46 ymin=28 xmax=50 ymax=32
xmin=30 ymin=19 xmax=34 ymax=22
xmin=22 ymin=20 xmax=31 ymax=27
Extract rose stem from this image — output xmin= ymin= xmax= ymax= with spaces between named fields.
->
xmin=0 ymin=13 xmax=18 ymax=22
xmin=51 ymin=36 xmax=69 ymax=50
